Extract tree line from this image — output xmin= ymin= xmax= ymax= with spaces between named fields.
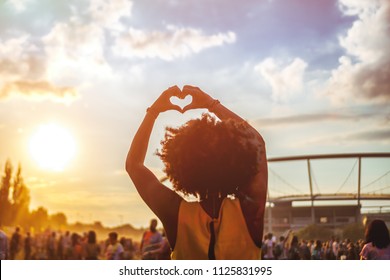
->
xmin=0 ymin=159 xmax=67 ymax=230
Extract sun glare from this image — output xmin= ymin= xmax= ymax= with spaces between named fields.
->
xmin=29 ymin=123 xmax=76 ymax=171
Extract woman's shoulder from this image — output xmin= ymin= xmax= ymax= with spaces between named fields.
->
xmin=360 ymin=242 xmax=373 ymax=257
xmin=376 ymin=243 xmax=390 ymax=260
xmin=362 ymin=242 xmax=373 ymax=250
xmin=360 ymin=242 xmax=390 ymax=260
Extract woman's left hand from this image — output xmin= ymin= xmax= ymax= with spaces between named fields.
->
xmin=150 ymin=85 xmax=183 ymax=113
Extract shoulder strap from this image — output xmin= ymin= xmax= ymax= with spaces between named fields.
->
xmin=208 ymin=221 xmax=216 ymax=260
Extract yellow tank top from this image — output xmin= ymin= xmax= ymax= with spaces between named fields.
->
xmin=171 ymin=197 xmax=261 ymax=260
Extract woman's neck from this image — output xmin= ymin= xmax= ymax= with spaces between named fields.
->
xmin=200 ymin=195 xmax=225 ymax=219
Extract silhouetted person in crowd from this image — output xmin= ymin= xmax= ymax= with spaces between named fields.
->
xmin=84 ymin=230 xmax=100 ymax=260
xmin=263 ymin=233 xmax=275 ymax=260
xmin=273 ymin=236 xmax=285 ymax=260
xmin=120 ymin=237 xmax=135 ymax=260
xmin=10 ymin=227 xmax=21 ymax=259
xmin=157 ymin=230 xmax=172 ymax=260
xmin=47 ymin=231 xmax=57 ymax=259
xmin=360 ymin=219 xmax=390 ymax=260
xmin=105 ymin=232 xmax=124 ymax=260
xmin=347 ymin=242 xmax=358 ymax=260
xmin=24 ymin=232 xmax=32 ymax=260
xmin=62 ymin=231 xmax=72 ymax=259
xmin=326 ymin=236 xmax=336 ymax=260
xmin=288 ymin=236 xmax=300 ymax=260
xmin=140 ymin=219 xmax=162 ymax=260
xmin=126 ymin=85 xmax=267 ymax=259
xmin=311 ymin=240 xmax=322 ymax=260
xmin=0 ymin=228 xmax=8 ymax=260
xmin=146 ymin=229 xmax=172 ymax=260
xmin=299 ymin=240 xmax=311 ymax=260
xmin=57 ymin=234 xmax=63 ymax=259
xmin=332 ymin=237 xmax=340 ymax=259
xmin=71 ymin=233 xmax=83 ymax=260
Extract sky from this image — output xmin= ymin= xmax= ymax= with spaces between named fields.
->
xmin=0 ymin=0 xmax=389 ymax=228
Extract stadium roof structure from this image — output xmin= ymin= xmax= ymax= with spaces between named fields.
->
xmin=265 ymin=153 xmax=390 ymax=231
xmin=267 ymin=152 xmax=390 ymax=204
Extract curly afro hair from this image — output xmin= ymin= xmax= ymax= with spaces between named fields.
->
xmin=157 ymin=114 xmax=260 ymax=199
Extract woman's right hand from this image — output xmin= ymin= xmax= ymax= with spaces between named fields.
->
xmin=150 ymin=85 xmax=182 ymax=114
xmin=181 ymin=85 xmax=215 ymax=112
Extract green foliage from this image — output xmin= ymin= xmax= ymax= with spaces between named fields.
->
xmin=29 ymin=207 xmax=49 ymax=229
xmin=296 ymin=224 xmax=334 ymax=241
xmin=12 ymin=163 xmax=31 ymax=225
xmin=50 ymin=212 xmax=67 ymax=228
xmin=0 ymin=160 xmax=14 ymax=226
xmin=342 ymin=222 xmax=365 ymax=241
xmin=295 ymin=223 xmax=365 ymax=242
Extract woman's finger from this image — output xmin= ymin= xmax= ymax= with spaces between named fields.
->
xmin=182 ymin=85 xmax=198 ymax=96
xmin=166 ymin=85 xmax=182 ymax=97
xmin=182 ymin=103 xmax=197 ymax=112
xmin=169 ymin=104 xmax=183 ymax=112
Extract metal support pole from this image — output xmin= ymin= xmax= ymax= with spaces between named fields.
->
xmin=267 ymin=190 xmax=272 ymax=233
xmin=268 ymin=203 xmax=272 ymax=234
xmin=307 ymin=159 xmax=315 ymax=224
xmin=356 ymin=157 xmax=362 ymax=223
xmin=358 ymin=157 xmax=361 ymax=206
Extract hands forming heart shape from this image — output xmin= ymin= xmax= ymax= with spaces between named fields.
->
xmin=150 ymin=85 xmax=215 ymax=114
xmin=170 ymin=94 xmax=193 ymax=112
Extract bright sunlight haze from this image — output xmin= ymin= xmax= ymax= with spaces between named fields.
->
xmin=29 ymin=123 xmax=76 ymax=172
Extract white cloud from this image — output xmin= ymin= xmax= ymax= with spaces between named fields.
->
xmin=337 ymin=0 xmax=382 ymax=17
xmin=255 ymin=57 xmax=307 ymax=102
xmin=0 ymin=35 xmax=45 ymax=81
xmin=88 ymin=0 xmax=133 ymax=31
xmin=41 ymin=1 xmax=134 ymax=81
xmin=2 ymin=1 xmax=129 ymax=94
xmin=43 ymin=21 xmax=112 ymax=81
xmin=0 ymin=80 xmax=78 ymax=103
xmin=113 ymin=25 xmax=236 ymax=61
xmin=0 ymin=35 xmax=79 ymax=103
xmin=323 ymin=0 xmax=390 ymax=104
xmin=1 ymin=0 xmax=237 ymax=103
xmin=0 ymin=19 xmax=106 ymax=103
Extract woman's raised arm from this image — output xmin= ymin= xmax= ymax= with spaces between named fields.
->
xmin=125 ymin=86 xmax=183 ymax=239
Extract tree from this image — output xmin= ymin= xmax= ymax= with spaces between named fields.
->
xmin=297 ymin=224 xmax=333 ymax=241
xmin=50 ymin=212 xmax=67 ymax=229
xmin=12 ymin=163 xmax=30 ymax=225
xmin=0 ymin=159 xmax=72 ymax=230
xmin=342 ymin=223 xmax=364 ymax=241
xmin=0 ymin=160 xmax=13 ymax=226
xmin=93 ymin=221 xmax=104 ymax=230
xmin=29 ymin=207 xmax=49 ymax=230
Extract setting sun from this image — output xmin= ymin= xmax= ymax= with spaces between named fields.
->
xmin=29 ymin=123 xmax=76 ymax=171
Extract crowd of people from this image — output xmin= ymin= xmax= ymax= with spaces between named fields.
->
xmin=0 ymin=218 xmax=172 ymax=260
xmin=262 ymin=219 xmax=390 ymax=260
xmin=0 ymin=218 xmax=389 ymax=260
xmin=262 ymin=233 xmax=364 ymax=260
xmin=0 ymin=222 xmax=168 ymax=260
